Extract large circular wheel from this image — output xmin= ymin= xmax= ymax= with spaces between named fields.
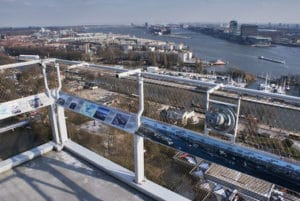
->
xmin=205 ymin=104 xmax=236 ymax=133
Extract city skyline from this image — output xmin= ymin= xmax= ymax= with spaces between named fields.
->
xmin=0 ymin=0 xmax=300 ymax=27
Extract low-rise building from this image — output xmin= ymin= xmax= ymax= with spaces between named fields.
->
xmin=178 ymin=51 xmax=193 ymax=63
xmin=18 ymin=54 xmax=40 ymax=61
xmin=0 ymin=34 xmax=7 ymax=40
xmin=123 ymin=44 xmax=133 ymax=53
xmin=241 ymin=24 xmax=258 ymax=37
xmin=176 ymin=43 xmax=184 ymax=50
xmin=246 ymin=36 xmax=272 ymax=46
xmin=205 ymin=164 xmax=274 ymax=201
xmin=146 ymin=66 xmax=159 ymax=73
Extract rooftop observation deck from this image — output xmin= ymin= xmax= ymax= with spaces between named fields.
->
xmin=0 ymin=148 xmax=153 ymax=201
xmin=0 ymin=58 xmax=299 ymax=200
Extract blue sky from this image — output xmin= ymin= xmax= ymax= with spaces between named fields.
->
xmin=0 ymin=0 xmax=299 ymax=27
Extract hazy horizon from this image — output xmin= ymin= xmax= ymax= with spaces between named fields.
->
xmin=0 ymin=0 xmax=299 ymax=27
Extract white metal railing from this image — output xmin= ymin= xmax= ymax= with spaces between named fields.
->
xmin=0 ymin=59 xmax=300 ymax=193
xmin=0 ymin=59 xmax=190 ymax=200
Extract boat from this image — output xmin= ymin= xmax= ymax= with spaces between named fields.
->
xmin=274 ymin=85 xmax=286 ymax=94
xmin=258 ymin=56 xmax=285 ymax=64
xmin=258 ymin=74 xmax=286 ymax=94
xmin=257 ymin=74 xmax=272 ymax=93
xmin=212 ymin=59 xmax=226 ymax=65
xmin=285 ymin=80 xmax=291 ymax=91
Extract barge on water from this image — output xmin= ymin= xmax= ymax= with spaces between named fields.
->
xmin=258 ymin=56 xmax=285 ymax=64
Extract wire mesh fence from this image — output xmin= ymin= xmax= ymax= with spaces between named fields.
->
xmin=62 ymin=67 xmax=139 ymax=113
xmin=0 ymin=64 xmax=58 ymax=103
xmin=237 ymin=94 xmax=300 ymax=160
xmin=0 ymin=62 xmax=60 ymax=160
xmin=0 ymin=107 xmax=53 ymax=161
xmin=60 ymin=65 xmax=300 ymax=162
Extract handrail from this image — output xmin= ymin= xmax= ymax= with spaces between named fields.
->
xmin=55 ymin=62 xmax=62 ymax=98
xmin=0 ymin=58 xmax=56 ymax=70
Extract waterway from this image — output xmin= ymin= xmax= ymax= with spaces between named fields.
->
xmin=90 ymin=25 xmax=300 ymax=78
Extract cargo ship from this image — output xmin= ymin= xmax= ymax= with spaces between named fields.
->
xmin=258 ymin=56 xmax=285 ymax=64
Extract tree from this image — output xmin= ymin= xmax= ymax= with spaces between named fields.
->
xmin=0 ymin=53 xmax=14 ymax=65
xmin=161 ymin=53 xmax=168 ymax=67
xmin=194 ymin=62 xmax=204 ymax=73
xmin=149 ymin=52 xmax=157 ymax=66
xmin=282 ymin=138 xmax=293 ymax=147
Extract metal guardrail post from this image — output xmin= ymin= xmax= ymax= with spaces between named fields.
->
xmin=116 ymin=69 xmax=145 ymax=184
xmin=204 ymin=91 xmax=210 ymax=135
xmin=41 ymin=62 xmax=61 ymax=145
xmin=232 ymin=96 xmax=241 ymax=143
xmin=205 ymin=84 xmax=242 ymax=143
xmin=205 ymin=84 xmax=223 ymax=135
xmin=55 ymin=63 xmax=69 ymax=144
xmin=134 ymin=72 xmax=145 ymax=184
xmin=41 ymin=62 xmax=51 ymax=97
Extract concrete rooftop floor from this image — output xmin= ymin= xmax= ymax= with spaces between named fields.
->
xmin=0 ymin=150 xmax=155 ymax=201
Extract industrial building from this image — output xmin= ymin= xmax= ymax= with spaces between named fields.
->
xmin=205 ymin=164 xmax=274 ymax=201
xmin=229 ymin=20 xmax=239 ymax=35
xmin=240 ymin=24 xmax=258 ymax=37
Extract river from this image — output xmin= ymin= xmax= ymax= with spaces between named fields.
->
xmin=90 ymin=25 xmax=300 ymax=78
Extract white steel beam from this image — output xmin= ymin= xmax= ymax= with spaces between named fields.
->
xmin=0 ymin=60 xmax=41 ymax=70
xmin=0 ymin=120 xmax=29 ymax=134
xmin=57 ymin=105 xmax=69 ymax=144
xmin=0 ymin=58 xmax=55 ymax=70
xmin=134 ymin=135 xmax=144 ymax=184
xmin=0 ymin=142 xmax=54 ymax=174
xmin=232 ymin=96 xmax=241 ymax=143
xmin=116 ymin=70 xmax=145 ymax=184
